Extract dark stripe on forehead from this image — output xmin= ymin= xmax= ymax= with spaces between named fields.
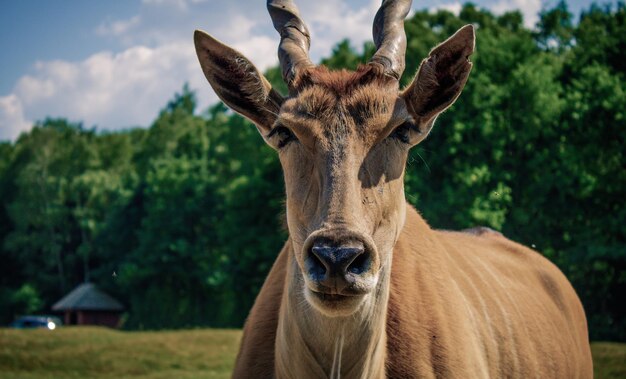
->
xmin=346 ymin=87 xmax=392 ymax=127
xmin=295 ymin=88 xmax=337 ymax=119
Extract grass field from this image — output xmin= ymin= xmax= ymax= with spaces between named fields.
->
xmin=0 ymin=327 xmax=240 ymax=379
xmin=1 ymin=327 xmax=624 ymax=378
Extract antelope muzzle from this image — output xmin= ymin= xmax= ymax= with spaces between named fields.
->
xmin=302 ymin=229 xmax=380 ymax=316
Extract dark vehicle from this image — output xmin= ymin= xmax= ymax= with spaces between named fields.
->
xmin=10 ymin=315 xmax=62 ymax=330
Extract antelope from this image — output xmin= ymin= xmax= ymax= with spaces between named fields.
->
xmin=194 ymin=0 xmax=593 ymax=377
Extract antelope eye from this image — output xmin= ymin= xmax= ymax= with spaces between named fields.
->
xmin=268 ymin=126 xmax=297 ymax=148
xmin=389 ymin=121 xmax=414 ymax=144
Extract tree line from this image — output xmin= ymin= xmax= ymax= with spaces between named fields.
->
xmin=0 ymin=2 xmax=624 ymax=340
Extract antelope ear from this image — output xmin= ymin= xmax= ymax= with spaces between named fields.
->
xmin=194 ymin=30 xmax=283 ymax=134
xmin=402 ymin=25 xmax=474 ymax=142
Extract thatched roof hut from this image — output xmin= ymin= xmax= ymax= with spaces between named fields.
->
xmin=52 ymin=283 xmax=124 ymax=328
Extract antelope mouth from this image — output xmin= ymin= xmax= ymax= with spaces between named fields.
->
xmin=305 ymin=287 xmax=369 ymax=316
xmin=311 ymin=290 xmax=360 ymax=302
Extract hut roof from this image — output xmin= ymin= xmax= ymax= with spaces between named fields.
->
xmin=52 ymin=283 xmax=124 ymax=312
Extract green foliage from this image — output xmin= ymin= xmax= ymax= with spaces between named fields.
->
xmin=0 ymin=3 xmax=624 ymax=341
xmin=536 ymin=0 xmax=574 ymax=50
xmin=0 ymin=284 xmax=43 ymax=322
xmin=321 ymin=40 xmax=368 ymax=70
xmin=11 ymin=284 xmax=42 ymax=315
xmin=402 ymin=3 xmax=626 ymax=341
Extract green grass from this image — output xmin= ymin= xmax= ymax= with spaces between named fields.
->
xmin=0 ymin=327 xmax=241 ymax=379
xmin=592 ymin=342 xmax=626 ymax=379
xmin=0 ymin=327 xmax=624 ymax=378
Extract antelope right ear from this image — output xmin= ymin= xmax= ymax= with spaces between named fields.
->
xmin=402 ymin=25 xmax=475 ymax=143
xmin=194 ymin=30 xmax=284 ymax=134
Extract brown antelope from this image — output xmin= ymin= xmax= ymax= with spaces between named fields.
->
xmin=194 ymin=0 xmax=593 ymax=377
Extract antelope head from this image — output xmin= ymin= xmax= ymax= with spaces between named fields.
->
xmin=195 ymin=0 xmax=474 ymax=317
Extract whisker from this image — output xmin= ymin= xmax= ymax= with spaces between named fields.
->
xmin=415 ymin=150 xmax=431 ymax=173
xmin=260 ymin=106 xmax=279 ymax=118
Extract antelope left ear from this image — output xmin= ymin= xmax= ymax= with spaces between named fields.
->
xmin=402 ymin=24 xmax=475 ymax=141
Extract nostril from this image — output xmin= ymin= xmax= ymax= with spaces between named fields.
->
xmin=347 ymin=250 xmax=370 ymax=275
xmin=308 ymin=247 xmax=328 ymax=277
xmin=310 ymin=242 xmax=368 ymax=276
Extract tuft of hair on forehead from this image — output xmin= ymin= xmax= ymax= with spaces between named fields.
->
xmin=292 ymin=63 xmax=398 ymax=97
xmin=287 ymin=63 xmax=401 ymax=134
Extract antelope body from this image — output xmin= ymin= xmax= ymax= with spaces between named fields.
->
xmin=194 ymin=0 xmax=593 ymax=377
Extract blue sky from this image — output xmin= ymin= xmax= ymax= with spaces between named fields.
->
xmin=0 ymin=0 xmax=596 ymax=140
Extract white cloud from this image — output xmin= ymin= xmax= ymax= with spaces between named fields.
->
xmin=96 ymin=16 xmax=142 ymax=37
xmin=232 ymin=36 xmax=280 ymax=73
xmin=491 ymin=0 xmax=542 ymax=28
xmin=0 ymin=95 xmax=32 ymax=141
xmin=299 ymin=0 xmax=379 ymax=56
xmin=111 ymin=1 xmax=272 ymax=47
xmin=2 ymin=42 xmax=218 ymax=140
xmin=141 ymin=0 xmax=189 ymax=11
xmin=429 ymin=2 xmax=463 ymax=16
xmin=106 ymin=0 xmax=383 ymax=64
xmin=0 ymin=1 xmax=281 ymax=141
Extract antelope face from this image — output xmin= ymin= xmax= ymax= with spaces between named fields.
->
xmin=195 ymin=0 xmax=474 ymax=317
xmin=275 ymin=67 xmax=411 ymax=316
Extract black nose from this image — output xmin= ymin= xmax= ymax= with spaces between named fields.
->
xmin=308 ymin=242 xmax=369 ymax=280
